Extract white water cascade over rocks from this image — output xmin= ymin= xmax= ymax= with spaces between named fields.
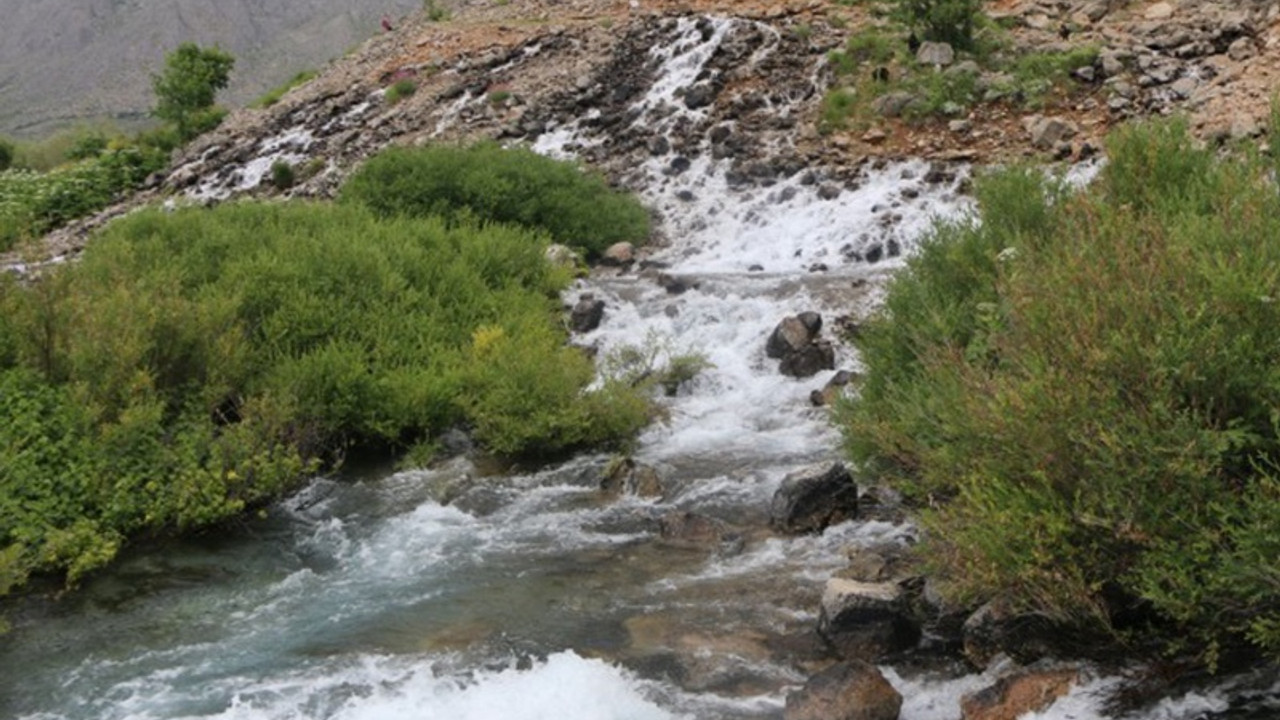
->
xmin=4 ymin=13 xmax=1280 ymax=720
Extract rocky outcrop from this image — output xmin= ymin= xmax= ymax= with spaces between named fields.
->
xmin=960 ymin=667 xmax=1079 ymax=720
xmin=770 ymin=462 xmax=859 ymax=534
xmin=818 ymin=578 xmax=921 ymax=661
xmin=784 ymin=660 xmax=903 ymax=720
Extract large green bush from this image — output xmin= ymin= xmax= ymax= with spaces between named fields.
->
xmin=840 ymin=119 xmax=1280 ymax=666
xmin=0 ymin=201 xmax=652 ymax=595
xmin=341 ymin=143 xmax=651 ymax=257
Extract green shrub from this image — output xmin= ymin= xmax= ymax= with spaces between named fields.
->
xmin=385 ymin=78 xmax=418 ymax=104
xmin=424 ymin=0 xmax=451 ymax=22
xmin=893 ymin=0 xmax=983 ymax=51
xmin=840 ymin=119 xmax=1280 ymax=665
xmin=270 ymin=160 xmax=296 ymax=190
xmin=251 ymin=70 xmax=318 ymax=109
xmin=1 ymin=198 xmax=657 ymax=593
xmin=0 ymin=138 xmax=15 ymax=171
xmin=341 ymin=142 xmax=651 ymax=258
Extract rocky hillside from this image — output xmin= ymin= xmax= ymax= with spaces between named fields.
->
xmin=0 ymin=0 xmax=419 ymax=137
xmin=11 ymin=0 xmax=1280 ymax=263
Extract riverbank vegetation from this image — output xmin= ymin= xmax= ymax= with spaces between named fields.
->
xmin=841 ymin=119 xmax=1280 ymax=667
xmin=0 ymin=143 xmax=655 ymax=602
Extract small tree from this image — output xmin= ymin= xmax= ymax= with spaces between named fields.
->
xmin=895 ymin=0 xmax=983 ymax=52
xmin=152 ymin=43 xmax=235 ymax=140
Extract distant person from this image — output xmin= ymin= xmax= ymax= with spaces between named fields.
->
xmin=382 ymin=14 xmax=394 ymax=32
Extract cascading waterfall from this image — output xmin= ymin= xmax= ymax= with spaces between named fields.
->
xmin=3 ymin=13 xmax=1278 ymax=720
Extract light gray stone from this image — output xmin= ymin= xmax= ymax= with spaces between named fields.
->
xmin=916 ymin=41 xmax=955 ymax=66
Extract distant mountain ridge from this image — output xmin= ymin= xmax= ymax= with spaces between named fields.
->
xmin=0 ymin=0 xmax=419 ymax=137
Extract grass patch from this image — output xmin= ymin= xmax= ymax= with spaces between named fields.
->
xmin=250 ymin=70 xmax=318 ymax=109
xmin=385 ymin=78 xmax=418 ymax=104
xmin=839 ymin=119 xmax=1280 ymax=667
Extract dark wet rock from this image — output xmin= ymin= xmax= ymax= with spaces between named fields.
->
xmin=961 ymin=667 xmax=1079 ymax=720
xmin=766 ymin=315 xmax=819 ymax=359
xmin=601 ymin=241 xmax=636 ymax=266
xmin=647 ymin=135 xmax=671 ymax=155
xmin=570 ymin=294 xmax=606 ymax=333
xmin=770 ymin=461 xmax=858 ymax=534
xmin=601 ymin=457 xmax=664 ymax=498
xmin=780 ymin=339 xmax=835 ymax=378
xmin=657 ymin=273 xmax=695 ymax=295
xmin=667 ymin=156 xmax=692 ymax=175
xmin=818 ymin=578 xmax=921 ymax=662
xmin=684 ymin=83 xmax=718 ymax=109
xmin=797 ymin=311 xmax=822 ymax=335
xmin=784 ymin=660 xmax=903 ymax=720
xmin=675 ymin=189 xmax=696 ymax=202
xmin=963 ymin=601 xmax=1066 ymax=667
xmin=659 ymin=511 xmax=740 ymax=551
xmin=818 ymin=183 xmax=842 ymax=200
xmin=748 ymin=264 xmax=764 ymax=272
xmin=810 ymin=369 xmax=856 ymax=407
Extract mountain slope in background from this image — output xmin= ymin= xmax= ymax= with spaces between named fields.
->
xmin=0 ymin=0 xmax=419 ymax=137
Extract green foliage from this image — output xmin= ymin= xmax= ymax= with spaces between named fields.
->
xmin=820 ymin=88 xmax=861 ymax=134
xmin=0 ymin=145 xmax=169 ymax=251
xmin=893 ymin=0 xmax=983 ymax=51
xmin=488 ymin=90 xmax=513 ymax=105
xmin=0 ymin=138 xmax=14 ymax=171
xmin=1 ymin=190 xmax=658 ymax=592
xmin=251 ymin=70 xmax=318 ymax=109
xmin=385 ymin=79 xmax=418 ymax=104
xmin=270 ymin=160 xmax=296 ymax=190
xmin=341 ymin=142 xmax=651 ymax=258
xmin=152 ymin=43 xmax=235 ymax=140
xmin=424 ymin=0 xmax=451 ymax=22
xmin=840 ymin=119 xmax=1280 ymax=664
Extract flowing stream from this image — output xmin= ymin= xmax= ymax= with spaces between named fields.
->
xmin=4 ymin=14 xmax=1279 ymax=720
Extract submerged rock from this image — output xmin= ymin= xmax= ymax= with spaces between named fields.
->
xmin=658 ymin=511 xmax=741 ymax=552
xmin=961 ymin=667 xmax=1079 ymax=720
xmin=818 ymin=578 xmax=921 ymax=661
xmin=600 ymin=457 xmax=664 ymax=498
xmin=770 ymin=462 xmax=858 ymax=534
xmin=784 ymin=660 xmax=903 ymax=720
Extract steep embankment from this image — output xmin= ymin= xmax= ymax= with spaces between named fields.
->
xmin=10 ymin=0 xmax=1280 ymax=267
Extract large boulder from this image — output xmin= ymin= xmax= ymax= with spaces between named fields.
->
xmin=818 ymin=578 xmax=921 ymax=661
xmin=770 ymin=462 xmax=859 ymax=534
xmin=784 ymin=660 xmax=903 ymax=720
xmin=960 ymin=667 xmax=1079 ymax=720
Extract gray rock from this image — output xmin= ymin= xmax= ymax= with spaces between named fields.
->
xmin=601 ymin=241 xmax=636 ymax=266
xmin=684 ymin=83 xmax=717 ymax=109
xmin=766 ymin=316 xmax=819 ymax=359
xmin=946 ymin=60 xmax=981 ymax=78
xmin=871 ymin=91 xmax=915 ymax=118
xmin=1144 ymin=1 xmax=1174 ymax=20
xmin=1024 ymin=115 xmax=1077 ymax=150
xmin=659 ymin=511 xmax=740 ymax=551
xmin=1170 ymin=76 xmax=1198 ymax=99
xmin=784 ymin=660 xmax=903 ymax=720
xmin=770 ymin=462 xmax=858 ymax=534
xmin=601 ymin=457 xmax=664 ymax=498
xmin=1099 ymin=51 xmax=1127 ymax=78
xmin=570 ymin=295 xmax=606 ymax=333
xmin=916 ymin=41 xmax=955 ymax=66
xmin=818 ymin=578 xmax=921 ymax=661
xmin=1228 ymin=37 xmax=1256 ymax=61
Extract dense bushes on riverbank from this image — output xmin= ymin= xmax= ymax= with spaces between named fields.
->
xmin=841 ymin=120 xmax=1280 ymax=666
xmin=0 ymin=148 xmax=654 ymax=596
xmin=340 ymin=142 xmax=651 ymax=258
